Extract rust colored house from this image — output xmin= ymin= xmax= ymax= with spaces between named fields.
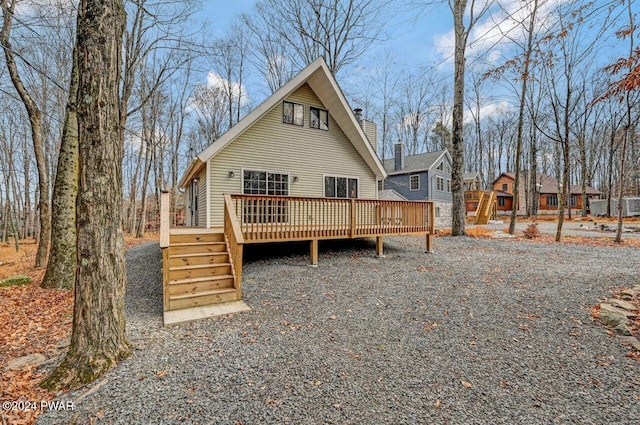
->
xmin=493 ymin=172 xmax=602 ymax=216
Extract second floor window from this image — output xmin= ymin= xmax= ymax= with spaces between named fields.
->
xmin=310 ymin=107 xmax=329 ymax=130
xmin=410 ymin=175 xmax=420 ymax=191
xmin=436 ymin=176 xmax=445 ymax=191
xmin=283 ymin=101 xmax=304 ymax=126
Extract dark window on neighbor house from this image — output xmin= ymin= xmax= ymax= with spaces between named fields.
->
xmin=410 ymin=175 xmax=420 ymax=191
xmin=502 ymin=183 xmax=508 ymax=191
xmin=446 ymin=179 xmax=451 ymax=192
xmin=436 ymin=176 xmax=445 ymax=191
xmin=547 ymin=195 xmax=558 ymax=206
xmin=498 ymin=197 xmax=505 ymax=207
xmin=436 ymin=162 xmax=444 ymax=171
xmin=283 ymin=101 xmax=304 ymax=126
xmin=378 ymin=180 xmax=383 ymax=191
xmin=310 ymin=106 xmax=329 ymax=130
xmin=324 ymin=176 xmax=358 ymax=198
xmin=570 ymin=195 xmax=578 ymax=207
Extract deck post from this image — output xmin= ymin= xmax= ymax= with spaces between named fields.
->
xmin=310 ymin=239 xmax=318 ymax=266
xmin=426 ymin=233 xmax=434 ymax=253
xmin=376 ymin=236 xmax=384 ymax=257
xmin=350 ymin=199 xmax=356 ymax=238
xmin=160 ymin=190 xmax=170 ymax=248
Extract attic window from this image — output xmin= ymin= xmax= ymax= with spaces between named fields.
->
xmin=283 ymin=101 xmax=304 ymax=126
xmin=436 ymin=162 xmax=444 ymax=171
xmin=310 ymin=107 xmax=329 ymax=130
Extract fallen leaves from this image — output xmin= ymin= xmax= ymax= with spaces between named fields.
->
xmin=461 ymin=380 xmax=473 ymax=388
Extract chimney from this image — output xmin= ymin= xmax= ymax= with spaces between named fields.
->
xmin=354 ymin=108 xmax=363 ymax=123
xmin=394 ymin=141 xmax=405 ymax=171
xmin=354 ymin=108 xmax=378 ymax=153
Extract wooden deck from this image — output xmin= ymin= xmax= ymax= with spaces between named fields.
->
xmin=160 ymin=192 xmax=435 ymax=324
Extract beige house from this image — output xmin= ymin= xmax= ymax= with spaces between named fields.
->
xmin=179 ymin=57 xmax=385 ymax=227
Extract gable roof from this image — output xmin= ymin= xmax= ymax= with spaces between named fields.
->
xmin=494 ymin=172 xmax=601 ymax=196
xmin=382 ymin=149 xmax=451 ymax=176
xmin=179 ymin=57 xmax=385 ymax=188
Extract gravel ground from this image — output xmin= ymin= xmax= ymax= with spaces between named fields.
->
xmin=37 ymin=237 xmax=639 ymax=425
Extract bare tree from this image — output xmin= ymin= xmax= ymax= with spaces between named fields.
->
xmin=246 ymin=0 xmax=388 ymax=80
xmin=1 ymin=0 xmax=51 ymax=267
xmin=450 ymin=0 xmax=492 ymax=236
xmin=42 ymin=0 xmax=130 ymax=390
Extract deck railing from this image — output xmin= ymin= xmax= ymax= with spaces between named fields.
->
xmin=230 ymin=194 xmax=433 ymax=242
xmin=224 ymin=194 xmax=245 ymax=299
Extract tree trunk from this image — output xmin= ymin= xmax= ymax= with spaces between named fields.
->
xmin=450 ymin=0 xmax=468 ymax=236
xmin=41 ymin=0 xmax=130 ymax=391
xmin=41 ymin=47 xmax=79 ymax=290
xmin=1 ymin=0 xmax=51 ymax=268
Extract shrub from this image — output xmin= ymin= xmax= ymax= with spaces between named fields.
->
xmin=523 ymin=222 xmax=540 ymax=239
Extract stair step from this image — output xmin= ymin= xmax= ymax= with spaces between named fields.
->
xmin=169 ymin=252 xmax=228 ymax=258
xmin=170 ymin=263 xmax=231 ymax=271
xmin=169 ymin=242 xmax=227 ymax=255
xmin=169 ymin=287 xmax=236 ymax=301
xmin=169 ymin=274 xmax=234 ymax=286
xmin=168 ymin=288 xmax=238 ymax=310
xmin=170 ymin=241 xmax=225 ymax=247
xmin=170 ymin=232 xmax=224 ymax=244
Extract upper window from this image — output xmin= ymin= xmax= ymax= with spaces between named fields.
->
xmin=310 ymin=107 xmax=329 ymax=130
xmin=446 ymin=179 xmax=451 ymax=192
xmin=410 ymin=175 xmax=420 ymax=191
xmin=436 ymin=162 xmax=444 ymax=171
xmin=502 ymin=183 xmax=508 ymax=191
xmin=325 ymin=176 xmax=358 ymax=198
xmin=283 ymin=101 xmax=304 ymax=126
xmin=436 ymin=176 xmax=445 ymax=191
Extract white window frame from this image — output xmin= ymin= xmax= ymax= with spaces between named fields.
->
xmin=410 ymin=174 xmax=420 ymax=191
xmin=436 ymin=162 xmax=444 ymax=171
xmin=241 ymin=169 xmax=290 ymax=196
xmin=323 ymin=174 xmax=359 ymax=199
xmin=436 ymin=176 xmax=445 ymax=192
xmin=446 ymin=179 xmax=451 ymax=192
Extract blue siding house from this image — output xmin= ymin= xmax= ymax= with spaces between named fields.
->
xmin=382 ymin=143 xmax=453 ymax=227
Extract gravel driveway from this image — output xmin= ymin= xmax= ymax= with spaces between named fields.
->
xmin=37 ymin=237 xmax=639 ymax=425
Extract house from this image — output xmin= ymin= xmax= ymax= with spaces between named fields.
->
xmin=381 ymin=145 xmax=452 ymax=227
xmin=463 ymin=172 xmax=485 ymax=213
xmin=493 ymin=172 xmax=602 ymax=216
xmin=161 ymin=58 xmax=435 ymax=324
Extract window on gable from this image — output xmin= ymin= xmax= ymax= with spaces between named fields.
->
xmin=410 ymin=175 xmax=420 ymax=191
xmin=436 ymin=176 xmax=445 ymax=191
xmin=324 ymin=176 xmax=358 ymax=198
xmin=436 ymin=162 xmax=444 ymax=171
xmin=283 ymin=101 xmax=304 ymax=126
xmin=502 ymin=183 xmax=508 ymax=191
xmin=310 ymin=106 xmax=329 ymax=130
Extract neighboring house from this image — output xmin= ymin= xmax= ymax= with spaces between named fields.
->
xmin=382 ymin=145 xmax=453 ymax=227
xmin=178 ymin=57 xmax=386 ymax=227
xmin=493 ymin=172 xmax=602 ymax=216
xmin=463 ymin=172 xmax=486 ymax=213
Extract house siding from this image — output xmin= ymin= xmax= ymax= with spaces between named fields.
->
xmin=207 ymin=84 xmax=377 ymax=226
xmin=197 ymin=167 xmax=207 ymax=227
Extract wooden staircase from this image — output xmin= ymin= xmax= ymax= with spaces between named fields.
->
xmin=163 ymin=229 xmax=239 ymax=312
xmin=474 ymin=191 xmax=497 ymax=225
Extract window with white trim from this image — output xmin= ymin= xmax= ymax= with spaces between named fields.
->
xmin=436 ymin=162 xmax=444 ymax=171
xmin=243 ymin=170 xmax=289 ymax=223
xmin=283 ymin=101 xmax=304 ymax=126
xmin=436 ymin=176 xmax=445 ymax=191
xmin=310 ymin=106 xmax=329 ymax=130
xmin=446 ymin=179 xmax=451 ymax=192
xmin=410 ymin=174 xmax=420 ymax=191
xmin=324 ymin=176 xmax=358 ymax=198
